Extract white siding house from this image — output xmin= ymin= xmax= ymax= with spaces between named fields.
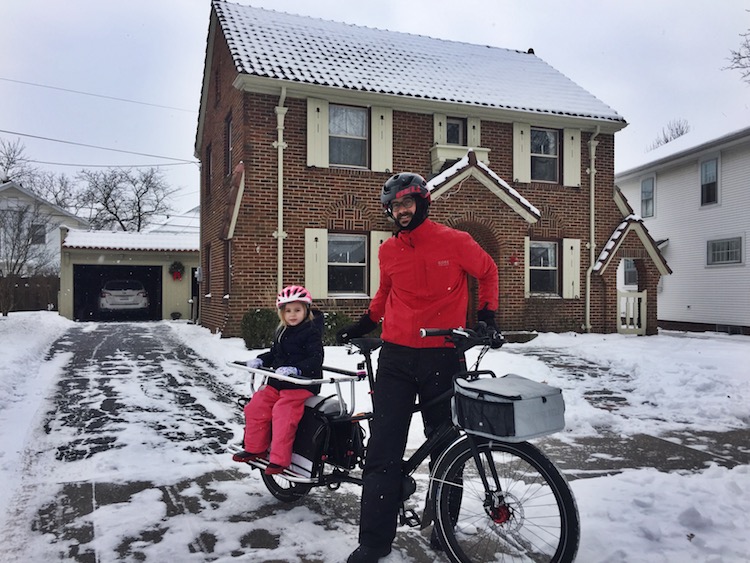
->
xmin=616 ymin=126 xmax=750 ymax=333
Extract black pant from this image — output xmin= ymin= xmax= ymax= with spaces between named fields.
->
xmin=358 ymin=343 xmax=463 ymax=549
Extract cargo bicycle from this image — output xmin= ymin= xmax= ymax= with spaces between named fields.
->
xmin=229 ymin=327 xmax=580 ymax=562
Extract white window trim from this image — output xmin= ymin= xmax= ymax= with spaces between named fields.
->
xmin=524 ymin=237 xmax=580 ymax=298
xmin=640 ymin=176 xmax=655 ymax=218
xmin=706 ymin=234 xmax=744 ymax=267
xmin=308 ymin=99 xmax=392 ymax=171
xmin=699 ymin=154 xmax=720 ymax=207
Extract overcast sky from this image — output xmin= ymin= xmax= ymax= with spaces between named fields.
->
xmin=1 ymin=0 xmax=748 ymax=214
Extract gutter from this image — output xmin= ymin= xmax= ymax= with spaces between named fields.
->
xmin=272 ymin=87 xmax=288 ymax=292
xmin=584 ymin=127 xmax=600 ymax=333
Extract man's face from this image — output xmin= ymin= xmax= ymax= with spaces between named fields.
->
xmin=389 ymin=195 xmax=416 ymax=228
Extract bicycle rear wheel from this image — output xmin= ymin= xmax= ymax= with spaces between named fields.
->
xmin=260 ymin=472 xmax=313 ymax=503
xmin=431 ymin=437 xmax=579 ymax=563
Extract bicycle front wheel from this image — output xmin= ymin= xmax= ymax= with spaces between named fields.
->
xmin=431 ymin=437 xmax=579 ymax=563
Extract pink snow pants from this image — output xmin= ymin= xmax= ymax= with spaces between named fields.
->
xmin=243 ymin=385 xmax=313 ymax=467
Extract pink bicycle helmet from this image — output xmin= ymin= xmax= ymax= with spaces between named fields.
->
xmin=276 ymin=285 xmax=313 ymax=308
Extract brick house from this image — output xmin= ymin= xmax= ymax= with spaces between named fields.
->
xmin=195 ymin=1 xmax=670 ymax=337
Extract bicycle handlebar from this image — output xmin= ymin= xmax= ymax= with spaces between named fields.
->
xmin=420 ymin=326 xmax=505 ymax=351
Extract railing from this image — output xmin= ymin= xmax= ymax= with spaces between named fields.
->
xmin=618 ymin=290 xmax=647 ymax=335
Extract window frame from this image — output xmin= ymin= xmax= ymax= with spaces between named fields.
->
xmin=707 ymin=237 xmax=742 ymax=266
xmin=328 ymin=104 xmax=369 ymax=169
xmin=446 ymin=117 xmax=467 ymax=146
xmin=641 ymin=177 xmax=655 ymax=218
xmin=530 ymin=127 xmax=560 ymax=183
xmin=224 ymin=113 xmax=233 ymax=176
xmin=700 ymin=157 xmax=718 ymax=206
xmin=30 ymin=223 xmax=46 ymax=245
xmin=528 ymin=240 xmax=560 ymax=295
xmin=623 ymin=258 xmax=638 ymax=286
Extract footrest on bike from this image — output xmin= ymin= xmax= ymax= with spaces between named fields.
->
xmin=399 ymin=507 xmax=421 ymax=528
xmin=228 ymin=444 xmax=316 ymax=484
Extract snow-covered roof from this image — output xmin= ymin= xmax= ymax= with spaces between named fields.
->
xmin=0 ymin=180 xmax=90 ymax=227
xmin=427 ymin=150 xmax=540 ymax=223
xmin=62 ymin=229 xmax=199 ymax=252
xmin=213 ymin=1 xmax=624 ymax=124
xmin=594 ymin=215 xmax=671 ymax=276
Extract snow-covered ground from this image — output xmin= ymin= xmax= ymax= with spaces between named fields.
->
xmin=1 ymin=311 xmax=748 ymax=562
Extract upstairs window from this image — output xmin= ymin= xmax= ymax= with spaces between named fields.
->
xmin=224 ymin=113 xmax=233 ymax=176
xmin=641 ymin=177 xmax=654 ymax=218
xmin=329 ymin=105 xmax=368 ymax=168
xmin=530 ymin=128 xmax=559 ymax=183
xmin=707 ymin=237 xmax=742 ymax=265
xmin=701 ymin=158 xmax=718 ymax=206
xmin=30 ymin=224 xmax=46 ymax=245
xmin=446 ymin=117 xmax=466 ymax=145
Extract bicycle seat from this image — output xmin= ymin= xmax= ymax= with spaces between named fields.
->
xmin=349 ymin=337 xmax=383 ymax=355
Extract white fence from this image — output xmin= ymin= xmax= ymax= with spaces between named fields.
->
xmin=618 ymin=290 xmax=647 ymax=335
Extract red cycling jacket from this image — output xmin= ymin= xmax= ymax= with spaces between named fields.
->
xmin=368 ymin=219 xmax=498 ymax=349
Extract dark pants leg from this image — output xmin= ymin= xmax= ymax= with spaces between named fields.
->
xmin=358 ymin=344 xmax=461 ymax=549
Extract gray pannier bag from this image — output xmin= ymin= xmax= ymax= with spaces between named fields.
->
xmin=452 ymin=373 xmax=565 ymax=442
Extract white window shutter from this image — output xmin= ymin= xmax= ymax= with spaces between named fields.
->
xmin=433 ymin=113 xmax=447 ymax=145
xmin=563 ymin=128 xmax=581 ymax=187
xmin=467 ymin=117 xmax=481 ymax=148
xmin=305 ymin=228 xmax=328 ymax=298
xmin=562 ymin=238 xmax=581 ymax=299
xmin=513 ymin=123 xmax=531 ymax=183
xmin=371 ymin=107 xmax=393 ymax=173
xmin=524 ymin=236 xmax=530 ymax=297
xmin=369 ymin=231 xmax=391 ymax=297
xmin=307 ymin=98 xmax=329 ymax=168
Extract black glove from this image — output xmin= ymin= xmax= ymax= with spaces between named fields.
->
xmin=336 ymin=313 xmax=378 ymax=344
xmin=475 ymin=308 xmax=504 ymax=349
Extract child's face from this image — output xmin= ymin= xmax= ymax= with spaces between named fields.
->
xmin=282 ymin=302 xmax=307 ymax=326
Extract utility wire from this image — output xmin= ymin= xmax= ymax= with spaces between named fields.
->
xmin=0 ymin=128 xmax=198 ymax=164
xmin=0 ymin=77 xmax=197 ymax=113
xmin=29 ymin=159 xmax=197 ymax=168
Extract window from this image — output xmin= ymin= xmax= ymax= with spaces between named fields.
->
xmin=329 ymin=104 xmax=368 ymax=167
xmin=205 ymin=144 xmax=212 ymax=197
xmin=446 ymin=117 xmax=466 ymax=145
xmin=224 ymin=114 xmax=233 ymax=176
xmin=707 ymin=237 xmax=742 ymax=265
xmin=701 ymin=158 xmax=718 ymax=205
xmin=623 ymin=258 xmax=638 ymax=286
xmin=30 ymin=224 xmax=46 ymax=245
xmin=328 ymin=234 xmax=367 ymax=294
xmin=529 ymin=241 xmax=558 ymax=294
xmin=641 ymin=177 xmax=654 ymax=218
xmin=530 ymin=128 xmax=559 ymax=183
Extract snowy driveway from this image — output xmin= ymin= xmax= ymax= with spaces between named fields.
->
xmin=1 ymin=320 xmax=747 ymax=562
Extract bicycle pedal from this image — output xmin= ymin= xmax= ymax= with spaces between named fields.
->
xmin=399 ymin=508 xmax=421 ymax=528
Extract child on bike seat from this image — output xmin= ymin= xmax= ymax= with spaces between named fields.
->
xmin=232 ymin=285 xmax=324 ymax=475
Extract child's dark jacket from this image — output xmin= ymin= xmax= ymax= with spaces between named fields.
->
xmin=257 ymin=309 xmax=325 ymax=394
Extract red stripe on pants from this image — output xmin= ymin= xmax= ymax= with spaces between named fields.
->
xmin=243 ymin=385 xmax=313 ymax=467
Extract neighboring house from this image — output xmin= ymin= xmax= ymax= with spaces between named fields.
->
xmin=195 ymin=1 xmax=669 ymax=337
xmin=0 ymin=179 xmax=89 ymax=275
xmin=616 ymin=126 xmax=750 ymax=334
xmin=58 ymin=225 xmax=200 ymax=322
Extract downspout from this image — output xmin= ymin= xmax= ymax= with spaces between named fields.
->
xmin=584 ymin=127 xmax=600 ymax=333
xmin=272 ymin=87 xmax=288 ymax=292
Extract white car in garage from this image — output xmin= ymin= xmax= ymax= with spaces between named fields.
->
xmin=98 ymin=280 xmax=149 ymax=314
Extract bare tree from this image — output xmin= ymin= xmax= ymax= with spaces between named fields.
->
xmin=0 ymin=138 xmax=37 ymax=186
xmin=0 ymin=201 xmax=58 ymax=316
xmin=647 ymin=119 xmax=691 ymax=151
xmin=726 ymin=29 xmax=750 ymax=84
xmin=76 ymin=168 xmax=176 ymax=231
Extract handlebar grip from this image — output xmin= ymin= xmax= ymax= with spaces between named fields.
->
xmin=420 ymin=328 xmax=459 ymax=338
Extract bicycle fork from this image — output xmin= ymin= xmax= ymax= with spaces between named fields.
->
xmin=466 ymin=435 xmax=513 ymax=525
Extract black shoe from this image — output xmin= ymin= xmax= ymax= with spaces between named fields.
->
xmin=346 ymin=544 xmax=392 ymax=563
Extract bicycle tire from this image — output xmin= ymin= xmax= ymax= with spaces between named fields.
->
xmin=431 ymin=437 xmax=579 ymax=563
xmin=260 ymin=472 xmax=313 ymax=503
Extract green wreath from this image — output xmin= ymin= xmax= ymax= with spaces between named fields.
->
xmin=169 ymin=261 xmax=185 ymax=281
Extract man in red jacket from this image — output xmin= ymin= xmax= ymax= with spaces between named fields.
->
xmin=338 ymin=172 xmax=499 ymax=563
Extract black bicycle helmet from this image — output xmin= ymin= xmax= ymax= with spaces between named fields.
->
xmin=380 ymin=173 xmax=430 ymax=208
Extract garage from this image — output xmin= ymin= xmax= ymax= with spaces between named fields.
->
xmin=74 ymin=264 xmax=163 ymax=321
xmin=58 ymin=226 xmax=200 ymax=323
